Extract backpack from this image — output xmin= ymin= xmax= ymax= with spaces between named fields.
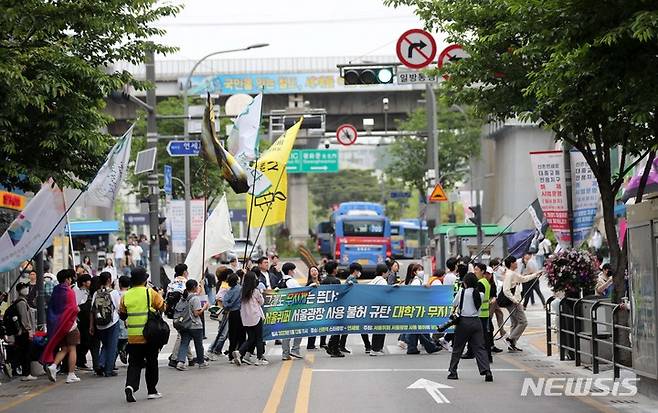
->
xmin=172 ymin=296 xmax=193 ymax=331
xmin=3 ymin=298 xmax=24 ymax=336
xmin=93 ymin=288 xmax=115 ymax=326
xmin=164 ymin=290 xmax=183 ymax=319
xmin=276 ymin=277 xmax=289 ymax=289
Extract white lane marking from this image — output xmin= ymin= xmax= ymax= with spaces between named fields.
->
xmin=312 ymin=368 xmax=523 ymax=372
xmin=408 ymin=378 xmax=453 ymax=404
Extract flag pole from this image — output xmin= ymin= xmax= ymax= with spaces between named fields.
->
xmin=243 ymin=157 xmax=258 ymax=269
xmin=201 ymin=163 xmax=208 ymax=280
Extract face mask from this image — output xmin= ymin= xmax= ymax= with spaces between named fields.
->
xmin=19 ymin=288 xmax=29 ymax=296
xmin=417 ymin=271 xmax=425 ymax=278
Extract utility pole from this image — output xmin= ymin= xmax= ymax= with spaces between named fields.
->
xmin=563 ymin=144 xmax=575 ymax=248
xmin=426 ymin=83 xmax=444 ymax=266
xmin=35 ymin=251 xmax=45 ymax=327
xmin=145 ymin=50 xmax=161 ymax=287
xmin=183 ymin=91 xmax=192 ymax=255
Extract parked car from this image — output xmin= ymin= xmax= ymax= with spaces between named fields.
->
xmin=217 ymin=239 xmax=264 ymax=264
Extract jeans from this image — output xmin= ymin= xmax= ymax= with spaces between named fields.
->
xmin=449 ymin=317 xmax=490 ymax=375
xmin=97 ymin=322 xmax=120 ymax=375
xmin=210 ymin=315 xmax=229 ymax=354
xmin=126 ymin=343 xmax=159 ymax=394
xmin=406 ymin=334 xmax=438 ymax=354
xmin=159 ymin=251 xmax=168 ymax=265
xmin=281 ymin=337 xmax=302 ymax=357
xmin=178 ymin=328 xmax=205 ymax=365
xmin=239 ymin=320 xmax=264 ymax=359
xmin=227 ymin=311 xmax=245 ymax=360
xmin=170 ymin=332 xmax=194 ymax=361
xmin=507 ymin=303 xmax=528 ymax=343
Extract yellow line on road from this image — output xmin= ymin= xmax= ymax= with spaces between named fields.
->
xmin=263 ymin=360 xmax=293 ymax=413
xmin=295 ymin=354 xmax=315 ymax=413
xmin=0 ymin=382 xmax=63 ymax=412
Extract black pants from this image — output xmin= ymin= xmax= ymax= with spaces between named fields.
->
xmin=481 ymin=317 xmax=493 ymax=362
xmin=227 ymin=311 xmax=245 ymax=359
xmin=449 ymin=317 xmax=490 ymax=375
xmin=339 ymin=334 xmax=370 ymax=349
xmin=15 ymin=333 xmax=31 ymax=377
xmin=307 ymin=336 xmax=326 ymax=349
xmin=327 ymin=335 xmax=340 ymax=352
xmin=523 ymin=280 xmax=546 ymax=307
xmin=126 ymin=343 xmax=159 ymax=395
xmin=239 ymin=320 xmax=264 ymax=359
xmin=371 ymin=334 xmax=386 ymax=352
xmin=77 ymin=330 xmax=100 ymax=370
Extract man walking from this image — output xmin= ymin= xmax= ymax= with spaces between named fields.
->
xmin=279 ymin=263 xmax=303 ymax=361
xmin=501 ymin=255 xmax=542 ymax=352
xmin=166 ymin=264 xmax=194 ymax=367
xmin=119 ymin=268 xmax=166 ymax=402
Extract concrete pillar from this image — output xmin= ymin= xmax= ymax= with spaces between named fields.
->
xmin=286 ymin=173 xmax=309 ymax=247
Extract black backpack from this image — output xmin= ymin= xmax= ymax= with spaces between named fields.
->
xmin=93 ymin=288 xmax=115 ymax=326
xmin=276 ymin=277 xmax=289 ymax=289
xmin=3 ymin=298 xmax=25 ymax=336
xmin=164 ymin=290 xmax=183 ymax=319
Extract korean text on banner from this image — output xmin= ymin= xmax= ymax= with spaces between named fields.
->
xmin=167 ymin=199 xmax=205 ymax=254
xmin=262 ymin=284 xmax=454 ymax=340
xmin=530 ymin=151 xmax=571 ymax=249
xmin=184 ymin=195 xmax=235 ymax=280
xmin=570 ymin=151 xmax=599 ymax=245
xmin=246 ymin=118 xmax=303 ymax=227
xmin=0 ymin=178 xmax=66 ymax=272
xmin=83 ymin=126 xmax=133 ymax=208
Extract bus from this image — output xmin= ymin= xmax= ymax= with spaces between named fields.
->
xmin=391 ymin=220 xmax=428 ymax=259
xmin=331 ymin=202 xmax=391 ymax=274
xmin=315 ymin=221 xmax=334 ymax=258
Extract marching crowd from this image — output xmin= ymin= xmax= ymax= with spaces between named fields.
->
xmin=1 ymin=250 xmax=559 ymax=402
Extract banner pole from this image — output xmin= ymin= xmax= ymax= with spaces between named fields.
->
xmin=243 ymin=157 xmax=258 ymax=269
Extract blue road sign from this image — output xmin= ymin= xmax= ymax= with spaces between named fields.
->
xmin=390 ymin=191 xmax=411 ymax=199
xmin=167 ymin=140 xmax=201 ymax=157
xmin=163 ymin=164 xmax=172 ymax=195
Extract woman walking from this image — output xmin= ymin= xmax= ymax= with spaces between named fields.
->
xmin=233 ymin=271 xmax=267 ymax=366
xmin=403 ymin=264 xmax=439 ymax=355
xmin=224 ymin=273 xmax=245 ymax=363
xmin=447 ymin=273 xmax=493 ymax=382
xmin=305 ymin=266 xmax=326 ymax=350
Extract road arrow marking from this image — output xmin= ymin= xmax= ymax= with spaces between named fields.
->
xmin=407 ymin=378 xmax=453 ymax=404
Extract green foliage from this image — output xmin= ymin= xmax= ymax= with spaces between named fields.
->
xmin=385 ymin=96 xmax=481 ymax=198
xmin=308 ymin=170 xmax=383 ymax=219
xmin=0 ymin=0 xmax=181 ymax=191
xmin=129 ymin=97 xmax=226 ymax=202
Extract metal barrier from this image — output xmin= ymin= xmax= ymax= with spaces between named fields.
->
xmin=545 ymin=296 xmax=633 ymax=379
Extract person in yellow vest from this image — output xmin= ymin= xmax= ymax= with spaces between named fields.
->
xmin=118 ymin=268 xmax=165 ymax=403
xmin=462 ymin=263 xmax=494 ymax=362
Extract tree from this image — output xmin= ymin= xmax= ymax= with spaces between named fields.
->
xmin=385 ymin=96 xmax=481 ymax=199
xmin=0 ymin=0 xmax=180 ymax=192
xmin=308 ymin=170 xmax=383 ymax=219
xmin=385 ymin=0 xmax=658 ymax=302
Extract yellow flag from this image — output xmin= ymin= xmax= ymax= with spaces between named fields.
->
xmin=246 ymin=118 xmax=303 ymax=227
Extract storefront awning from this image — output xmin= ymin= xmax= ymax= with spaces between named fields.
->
xmin=66 ymin=220 xmax=119 ymax=236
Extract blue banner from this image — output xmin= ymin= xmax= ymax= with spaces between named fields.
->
xmin=263 ymin=284 xmax=454 ymax=340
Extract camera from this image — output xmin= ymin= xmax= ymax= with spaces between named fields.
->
xmin=437 ymin=313 xmax=460 ymax=332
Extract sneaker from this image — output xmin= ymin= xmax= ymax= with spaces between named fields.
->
xmin=20 ymin=375 xmax=37 ymax=381
xmin=447 ymin=371 xmax=458 ymax=380
xmin=66 ymin=374 xmax=80 ymax=384
xmin=330 ymin=351 xmax=345 ymax=358
xmin=320 ymin=344 xmax=328 ymax=349
xmin=119 ymin=351 xmax=128 ymax=364
xmin=255 ymin=358 xmax=269 ymax=366
xmin=232 ymin=351 xmax=242 ymax=366
xmin=242 ymin=353 xmax=254 ymax=365
xmin=176 ymin=362 xmax=188 ymax=371
xmin=406 ymin=350 xmax=421 ymax=355
xmin=206 ymin=353 xmax=219 ymax=362
xmin=398 ymin=340 xmax=407 ymax=350
xmin=104 ymin=371 xmax=118 ymax=377
xmin=187 ymin=360 xmax=196 ymax=367
xmin=485 ymin=372 xmax=494 ymax=382
xmin=45 ymin=364 xmax=57 ymax=382
xmin=125 ymin=386 xmax=136 ymax=403
xmin=306 ymin=346 xmax=317 ymax=351
xmin=338 ymin=347 xmax=351 ymax=354
xmin=2 ymin=364 xmax=12 ymax=378
xmin=147 ymin=392 xmax=163 ymax=400
xmin=282 ymin=355 xmax=292 ymax=361
xmin=427 ymin=348 xmax=441 ymax=354
xmin=76 ymin=365 xmax=92 ymax=372
xmin=290 ymin=352 xmax=303 ymax=359
xmin=168 ymin=359 xmax=178 ymax=368
xmin=364 ymin=347 xmax=371 ymax=354
xmin=438 ymin=338 xmax=453 ymax=352
xmin=198 ymin=362 xmax=210 ymax=369
xmin=491 ymin=346 xmax=503 ymax=353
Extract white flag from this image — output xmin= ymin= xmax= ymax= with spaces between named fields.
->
xmin=227 ymin=93 xmax=262 ymax=161
xmin=83 ymin=126 xmax=134 ymax=208
xmin=185 ymin=195 xmax=235 ymax=281
xmin=0 ymin=178 xmax=66 ymax=272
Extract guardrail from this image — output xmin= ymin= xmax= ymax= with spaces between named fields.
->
xmin=545 ymin=296 xmax=632 ymax=379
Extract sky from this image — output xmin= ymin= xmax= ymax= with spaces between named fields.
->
xmin=154 ymin=0 xmax=446 ymax=61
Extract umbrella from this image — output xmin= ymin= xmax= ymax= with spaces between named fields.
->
xmin=621 ymin=158 xmax=658 ymax=202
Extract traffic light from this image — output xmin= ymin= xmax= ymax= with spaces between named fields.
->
xmin=468 ymin=205 xmax=481 ymax=227
xmin=338 ymin=64 xmax=396 ymax=85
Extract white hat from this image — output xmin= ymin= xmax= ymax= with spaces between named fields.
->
xmin=486 ymin=266 xmax=494 ymax=274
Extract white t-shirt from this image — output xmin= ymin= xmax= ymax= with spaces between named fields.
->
xmin=410 ymin=276 xmax=423 ymax=286
xmin=281 ymin=275 xmax=300 ymax=288
xmin=130 ymin=245 xmax=143 ymax=262
xmin=443 ymin=271 xmax=457 ymax=287
xmin=113 ymin=243 xmax=126 ymax=260
xmin=370 ymin=276 xmax=388 ymax=286
xmin=91 ymin=289 xmax=122 ymax=329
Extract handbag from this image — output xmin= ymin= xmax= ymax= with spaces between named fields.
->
xmin=143 ymin=288 xmax=170 ymax=348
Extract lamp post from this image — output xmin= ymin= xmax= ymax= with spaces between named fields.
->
xmin=181 ymin=43 xmax=269 ymax=254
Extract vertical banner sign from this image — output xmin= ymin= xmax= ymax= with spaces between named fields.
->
xmin=570 ymin=151 xmax=599 ymax=245
xmin=190 ymin=200 xmax=205 ymax=241
xmin=168 ymin=200 xmax=186 ymax=253
xmin=530 ymin=151 xmax=571 ymax=248
xmin=262 ymin=285 xmax=455 ymax=340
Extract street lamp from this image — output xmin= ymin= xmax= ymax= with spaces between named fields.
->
xmin=182 ymin=43 xmax=269 ymax=254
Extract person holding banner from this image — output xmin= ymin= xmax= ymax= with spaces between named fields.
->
xmin=305 ymin=266 xmax=326 ymax=351
xmin=279 ymin=263 xmax=303 ymax=361
xmin=234 ymin=272 xmax=267 ymax=366
xmin=321 ymin=261 xmax=344 ymax=358
xmin=342 ymin=262 xmax=372 ymax=354
xmin=369 ymin=263 xmax=389 ymax=356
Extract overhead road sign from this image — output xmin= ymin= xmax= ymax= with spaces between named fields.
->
xmin=429 ymin=183 xmax=448 ymax=202
xmin=288 ymin=149 xmax=339 ymax=174
xmin=390 ymin=191 xmax=411 ymax=199
xmin=336 ymin=124 xmax=357 ymax=146
xmin=438 ymin=44 xmax=470 ymax=79
xmin=396 ymin=29 xmax=437 ymax=69
xmin=167 ymin=140 xmax=201 ymax=157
